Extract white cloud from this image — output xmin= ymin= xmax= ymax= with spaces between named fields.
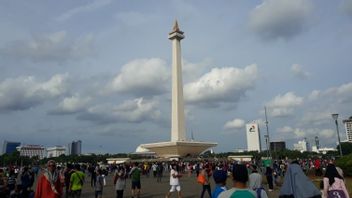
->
xmin=0 ymin=31 xmax=94 ymax=62
xmin=266 ymin=92 xmax=303 ymax=117
xmin=291 ymin=64 xmax=310 ymax=79
xmin=78 ymin=98 xmax=160 ymax=124
xmin=107 ymin=58 xmax=170 ymax=96
xmin=224 ymin=119 xmax=245 ymax=129
xmin=184 ymin=64 xmax=258 ymax=107
xmin=308 ymin=82 xmax=352 ymax=104
xmin=0 ymin=74 xmax=68 ymax=111
xmin=277 ymin=126 xmax=294 ymax=133
xmin=56 ymin=0 xmax=112 ymax=22
xmin=249 ymin=0 xmax=312 ymax=40
xmin=50 ymin=94 xmax=91 ymax=115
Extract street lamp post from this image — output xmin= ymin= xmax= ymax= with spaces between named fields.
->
xmin=332 ymin=113 xmax=343 ymax=157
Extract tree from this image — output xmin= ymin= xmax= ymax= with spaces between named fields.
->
xmin=338 ymin=142 xmax=352 ymax=155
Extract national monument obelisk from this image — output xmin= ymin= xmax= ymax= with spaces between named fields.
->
xmin=138 ymin=21 xmax=217 ymax=158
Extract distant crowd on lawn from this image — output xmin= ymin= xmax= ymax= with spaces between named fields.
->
xmin=0 ymin=157 xmax=350 ymax=198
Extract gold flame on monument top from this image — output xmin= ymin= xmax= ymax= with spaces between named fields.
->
xmin=169 ymin=20 xmax=184 ymax=35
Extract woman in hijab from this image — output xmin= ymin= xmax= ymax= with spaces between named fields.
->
xmin=279 ymin=161 xmax=321 ymax=198
xmin=323 ymin=164 xmax=349 ymax=198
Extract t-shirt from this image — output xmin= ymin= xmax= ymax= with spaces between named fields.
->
xmin=94 ymin=175 xmax=104 ymax=191
xmin=218 ymin=188 xmax=256 ymax=198
xmin=170 ymin=169 xmax=179 ymax=186
xmin=212 ymin=185 xmax=227 ymax=198
xmin=130 ymin=167 xmax=141 ymax=182
xmin=70 ymin=171 xmax=85 ymax=191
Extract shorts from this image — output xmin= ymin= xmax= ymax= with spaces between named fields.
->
xmin=169 ymin=185 xmax=181 ymax=192
xmin=131 ymin=181 xmax=141 ymax=189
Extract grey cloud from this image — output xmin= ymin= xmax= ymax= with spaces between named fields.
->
xmin=341 ymin=0 xmax=352 ymax=17
xmin=0 ymin=31 xmax=94 ymax=63
xmin=249 ymin=0 xmax=312 ymax=40
xmin=49 ymin=95 xmax=91 ymax=115
xmin=0 ymin=74 xmax=68 ymax=112
xmin=291 ymin=64 xmax=310 ymax=79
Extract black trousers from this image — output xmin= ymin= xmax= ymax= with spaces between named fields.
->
xmin=116 ymin=190 xmax=124 ymax=198
xmin=201 ymin=184 xmax=211 ymax=198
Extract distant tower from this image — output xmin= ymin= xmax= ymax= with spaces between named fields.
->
xmin=168 ymin=20 xmax=186 ymax=142
xmin=315 ymin=136 xmax=320 ymax=150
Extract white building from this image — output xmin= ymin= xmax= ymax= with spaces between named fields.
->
xmin=312 ymin=145 xmax=337 ymax=154
xmin=47 ymin=146 xmax=66 ymax=158
xmin=16 ymin=145 xmax=45 ymax=159
xmin=294 ymin=139 xmax=308 ymax=153
xmin=343 ymin=116 xmax=352 ymax=142
xmin=246 ymin=123 xmax=261 ymax=152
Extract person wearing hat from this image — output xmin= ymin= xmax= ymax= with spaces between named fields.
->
xmin=212 ymin=169 xmax=227 ymax=198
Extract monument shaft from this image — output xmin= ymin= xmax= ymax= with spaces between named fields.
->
xmin=169 ymin=21 xmax=186 ymax=142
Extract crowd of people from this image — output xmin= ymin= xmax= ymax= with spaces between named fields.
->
xmin=0 ymin=158 xmax=350 ymax=198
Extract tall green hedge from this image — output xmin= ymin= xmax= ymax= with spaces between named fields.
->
xmin=336 ymin=153 xmax=352 ymax=176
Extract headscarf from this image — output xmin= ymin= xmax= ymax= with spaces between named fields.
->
xmin=43 ymin=169 xmax=59 ymax=194
xmin=324 ymin=164 xmax=343 ymax=186
xmin=279 ymin=163 xmax=321 ymax=198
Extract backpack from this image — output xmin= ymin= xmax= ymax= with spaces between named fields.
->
xmin=327 ymin=190 xmax=347 ymax=198
xmin=255 ymin=187 xmax=265 ymax=198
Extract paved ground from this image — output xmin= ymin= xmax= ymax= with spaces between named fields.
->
xmin=78 ymin=173 xmax=280 ymax=198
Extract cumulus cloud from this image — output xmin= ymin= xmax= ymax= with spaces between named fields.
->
xmin=266 ymin=92 xmax=303 ymax=117
xmin=49 ymin=94 xmax=91 ymax=115
xmin=308 ymin=82 xmax=352 ymax=104
xmin=291 ymin=64 xmax=310 ymax=79
xmin=249 ymin=0 xmax=312 ymax=40
xmin=107 ymin=58 xmax=170 ymax=96
xmin=278 ymin=126 xmax=335 ymax=140
xmin=0 ymin=74 xmax=68 ymax=111
xmin=224 ymin=118 xmax=245 ymax=129
xmin=184 ymin=64 xmax=258 ymax=107
xmin=56 ymin=0 xmax=112 ymax=22
xmin=78 ymin=98 xmax=160 ymax=124
xmin=0 ymin=31 xmax=94 ymax=62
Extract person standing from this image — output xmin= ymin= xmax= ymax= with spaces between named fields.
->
xmin=218 ymin=164 xmax=256 ymax=198
xmin=265 ymin=165 xmax=274 ymax=192
xmin=70 ymin=164 xmax=85 ymax=198
xmin=323 ymin=164 xmax=349 ymax=198
xmin=114 ymin=166 xmax=127 ymax=198
xmin=165 ymin=164 xmax=182 ymax=198
xmin=200 ymin=165 xmax=212 ymax=198
xmin=35 ymin=160 xmax=63 ymax=198
xmin=94 ymin=169 xmax=104 ymax=198
xmin=212 ymin=169 xmax=227 ymax=198
xmin=129 ymin=162 xmax=142 ymax=198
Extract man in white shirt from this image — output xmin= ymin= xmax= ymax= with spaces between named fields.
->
xmin=165 ymin=164 xmax=182 ymax=198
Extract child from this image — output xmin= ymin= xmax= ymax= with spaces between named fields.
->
xmin=212 ymin=170 xmax=227 ymax=198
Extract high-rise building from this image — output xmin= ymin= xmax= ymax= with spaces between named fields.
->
xmin=246 ymin=123 xmax=261 ymax=152
xmin=2 ymin=141 xmax=21 ymax=154
xmin=315 ymin=136 xmax=320 ymax=150
xmin=270 ymin=141 xmax=286 ymax=152
xmin=69 ymin=140 xmax=82 ymax=155
xmin=16 ymin=145 xmax=45 ymax=159
xmin=343 ymin=116 xmax=352 ymax=142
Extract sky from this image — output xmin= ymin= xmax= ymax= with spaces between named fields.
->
xmin=1 ymin=0 xmax=352 ymax=154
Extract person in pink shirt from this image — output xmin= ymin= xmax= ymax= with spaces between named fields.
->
xmin=323 ymin=164 xmax=349 ymax=198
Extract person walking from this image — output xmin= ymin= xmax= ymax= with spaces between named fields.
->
xmin=265 ymin=165 xmax=274 ymax=192
xmin=129 ymin=162 xmax=142 ymax=198
xmin=200 ymin=165 xmax=212 ymax=198
xmin=70 ymin=164 xmax=85 ymax=198
xmin=279 ymin=161 xmax=321 ymax=198
xmin=218 ymin=164 xmax=256 ymax=198
xmin=94 ymin=169 xmax=104 ymax=198
xmin=323 ymin=164 xmax=349 ymax=198
xmin=166 ymin=164 xmax=182 ymax=198
xmin=35 ymin=160 xmax=63 ymax=198
xmin=249 ymin=165 xmax=268 ymax=198
xmin=212 ymin=169 xmax=227 ymax=198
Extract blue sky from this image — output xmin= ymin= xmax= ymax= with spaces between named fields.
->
xmin=1 ymin=0 xmax=352 ymax=154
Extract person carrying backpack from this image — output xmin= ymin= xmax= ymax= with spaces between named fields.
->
xmin=70 ymin=164 xmax=85 ymax=198
xmin=249 ymin=165 xmax=268 ymax=198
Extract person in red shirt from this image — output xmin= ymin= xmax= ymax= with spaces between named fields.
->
xmin=35 ymin=160 xmax=63 ymax=198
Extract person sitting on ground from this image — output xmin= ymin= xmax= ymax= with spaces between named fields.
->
xmin=212 ymin=169 xmax=227 ymax=198
xmin=279 ymin=161 xmax=321 ymax=198
xmin=219 ymin=164 xmax=256 ymax=198
xmin=249 ymin=165 xmax=268 ymax=198
xmin=323 ymin=164 xmax=349 ymax=198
